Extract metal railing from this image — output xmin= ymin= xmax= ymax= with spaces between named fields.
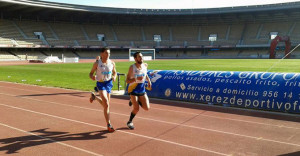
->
xmin=117 ymin=73 xmax=126 ymax=91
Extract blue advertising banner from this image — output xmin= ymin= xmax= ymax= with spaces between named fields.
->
xmin=147 ymin=70 xmax=300 ymax=113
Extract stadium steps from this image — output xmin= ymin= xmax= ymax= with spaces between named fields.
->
xmin=38 ymin=35 xmax=49 ymax=46
xmin=72 ymin=51 xmax=80 ymax=57
xmin=141 ymin=27 xmax=146 ymax=41
xmin=40 ymin=51 xmax=49 ymax=56
xmin=111 ymin=26 xmax=118 ymax=41
xmin=48 ymin=24 xmax=59 ymax=39
xmin=80 ymin=26 xmax=90 ymax=40
xmin=7 ymin=51 xmax=19 ymax=58
xmin=287 ymin=22 xmax=296 ymax=36
xmin=12 ymin=21 xmax=28 ymax=39
xmin=41 ymin=38 xmax=49 ymax=46
xmin=103 ymin=41 xmax=107 ymax=46
xmin=74 ymin=40 xmax=79 ymax=46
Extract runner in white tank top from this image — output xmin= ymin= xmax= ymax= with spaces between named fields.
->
xmin=125 ymin=52 xmax=152 ymax=130
xmin=89 ymin=47 xmax=117 ymax=132
xmin=95 ymin=59 xmax=114 ymax=82
xmin=127 ymin=63 xmax=147 ymax=94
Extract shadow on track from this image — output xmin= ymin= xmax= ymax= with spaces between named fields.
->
xmin=0 ymin=128 xmax=108 ymax=154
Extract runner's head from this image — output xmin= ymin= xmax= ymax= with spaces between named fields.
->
xmin=100 ymin=47 xmax=110 ymax=60
xmin=133 ymin=52 xmax=143 ymax=64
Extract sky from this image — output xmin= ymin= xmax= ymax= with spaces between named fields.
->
xmin=43 ymin=0 xmax=300 ymax=9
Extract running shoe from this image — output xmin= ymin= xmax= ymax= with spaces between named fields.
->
xmin=107 ymin=124 xmax=115 ymax=132
xmin=89 ymin=92 xmax=96 ymax=103
xmin=127 ymin=121 xmax=134 ymax=130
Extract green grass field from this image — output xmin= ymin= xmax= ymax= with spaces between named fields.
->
xmin=0 ymin=59 xmax=299 ymax=91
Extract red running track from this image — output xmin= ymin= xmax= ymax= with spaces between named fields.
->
xmin=1 ymin=81 xmax=300 ymax=156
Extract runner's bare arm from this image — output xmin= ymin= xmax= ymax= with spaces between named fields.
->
xmin=89 ymin=62 xmax=98 ymax=80
xmin=126 ymin=65 xmax=136 ymax=83
xmin=112 ymin=61 xmax=117 ymax=82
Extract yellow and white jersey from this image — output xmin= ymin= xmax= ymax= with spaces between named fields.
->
xmin=95 ymin=59 xmax=113 ymax=82
xmin=131 ymin=63 xmax=147 ymax=84
xmin=127 ymin=63 xmax=148 ymax=94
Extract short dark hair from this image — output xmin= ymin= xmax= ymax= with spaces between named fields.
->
xmin=101 ymin=47 xmax=110 ymax=53
xmin=133 ymin=51 xmax=141 ymax=58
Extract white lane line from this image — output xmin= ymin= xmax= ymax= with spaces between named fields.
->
xmin=1 ymin=91 xmax=299 ymax=131
xmin=113 ymin=100 xmax=300 ymax=130
xmin=3 ymin=83 xmax=300 ymax=121
xmin=200 ymin=114 xmax=300 ymax=130
xmin=1 ymin=81 xmax=300 ymax=119
xmin=1 ymin=102 xmax=300 ymax=150
xmin=0 ymin=103 xmax=228 ymax=156
xmin=0 ymin=85 xmax=199 ymax=115
xmin=0 ymin=122 xmax=102 ymax=156
xmin=127 ymin=104 xmax=200 ymax=115
xmin=2 ymin=91 xmax=300 ymax=151
xmin=0 ymin=81 xmax=85 ymax=92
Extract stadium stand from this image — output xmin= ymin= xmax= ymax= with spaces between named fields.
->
xmin=172 ymin=25 xmax=198 ymax=41
xmin=105 ymin=41 xmax=132 ymax=48
xmin=77 ymin=40 xmax=103 ymax=46
xmin=113 ymin=25 xmax=143 ymax=41
xmin=83 ymin=24 xmax=115 ymax=41
xmin=14 ymin=20 xmax=54 ymax=39
xmin=0 ymin=20 xmax=24 ymax=40
xmin=134 ymin=41 xmax=157 ymax=48
xmin=187 ymin=40 xmax=210 ymax=47
xmin=201 ymin=25 xmax=227 ymax=41
xmin=42 ymin=51 xmax=77 ymax=58
xmin=1 ymin=1 xmax=300 ymax=59
xmin=158 ymin=50 xmax=185 ymax=58
xmin=49 ymin=22 xmax=86 ymax=40
xmin=207 ymin=50 xmax=240 ymax=58
xmin=227 ymin=24 xmax=244 ymax=42
xmin=144 ymin=25 xmax=170 ymax=41
xmin=12 ymin=51 xmax=44 ymax=60
xmin=259 ymin=22 xmax=291 ymax=40
xmin=290 ymin=22 xmax=300 ymax=44
xmin=15 ymin=39 xmax=43 ymax=47
xmin=185 ymin=51 xmax=203 ymax=57
xmin=76 ymin=51 xmax=99 ymax=58
xmin=47 ymin=39 xmax=76 ymax=47
xmin=0 ymin=51 xmax=19 ymax=60
xmin=0 ymin=37 xmax=13 ymax=47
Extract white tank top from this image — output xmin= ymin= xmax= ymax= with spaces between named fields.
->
xmin=96 ymin=59 xmax=113 ymax=82
xmin=131 ymin=63 xmax=147 ymax=84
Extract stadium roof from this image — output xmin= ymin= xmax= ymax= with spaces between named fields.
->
xmin=1 ymin=0 xmax=300 ymax=15
xmin=1 ymin=0 xmax=300 ymax=24
xmin=42 ymin=0 xmax=300 ymax=10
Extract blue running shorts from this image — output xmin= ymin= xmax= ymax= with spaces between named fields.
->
xmin=96 ymin=79 xmax=113 ymax=93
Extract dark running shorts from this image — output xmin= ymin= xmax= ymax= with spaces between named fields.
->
xmin=129 ymin=92 xmax=146 ymax=96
